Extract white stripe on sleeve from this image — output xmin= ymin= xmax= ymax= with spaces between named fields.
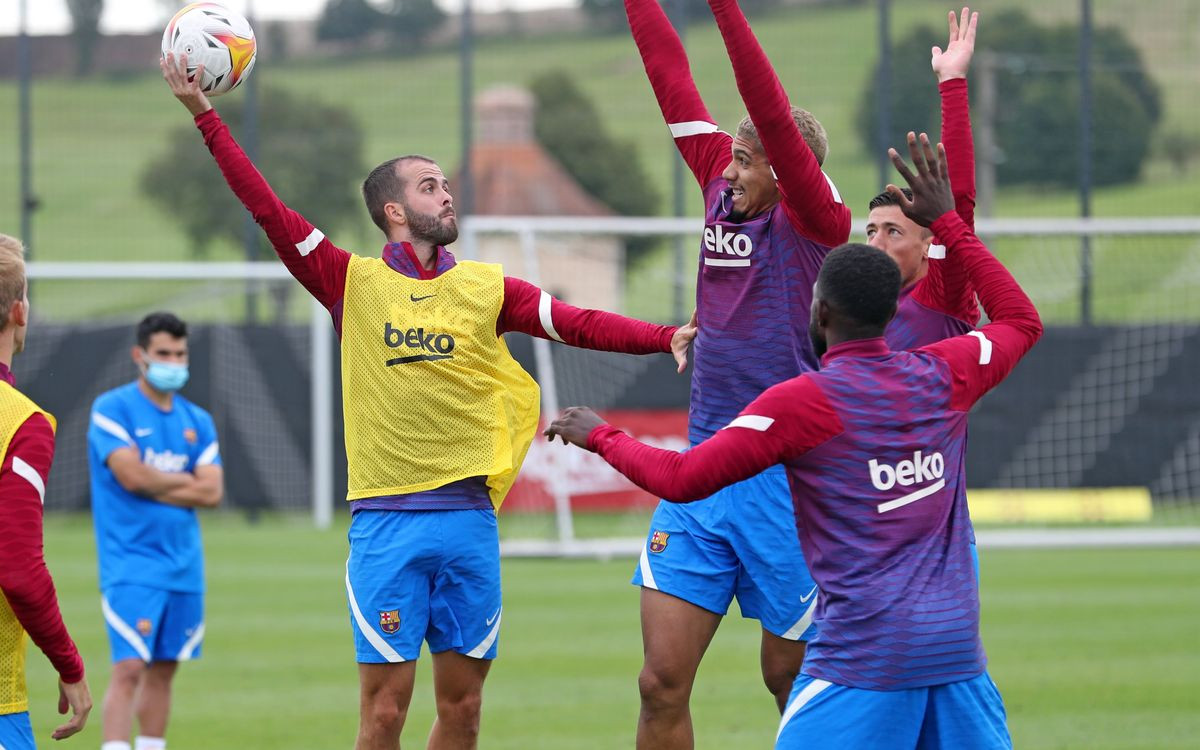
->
xmin=668 ymin=121 xmax=720 ymax=139
xmin=723 ymin=415 xmax=775 ymax=432
xmin=295 ymin=228 xmax=325 ymax=257
xmin=92 ymin=412 xmax=136 ymax=447
xmin=928 ymin=243 xmax=947 ymax=260
xmin=823 ymin=171 xmax=844 ymax=205
xmin=538 ymin=291 xmax=565 ymax=343
xmin=968 ymin=331 xmax=994 ymax=365
xmin=196 ymin=441 xmax=220 ymax=467
xmin=11 ymin=456 xmax=46 ymax=504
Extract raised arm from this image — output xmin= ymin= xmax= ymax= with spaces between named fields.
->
xmin=498 ymin=277 xmax=696 ymax=373
xmin=915 ymin=8 xmax=982 ymax=324
xmin=624 ymin=0 xmax=730 ymax=186
xmin=546 ymin=375 xmax=841 ymax=502
xmin=706 ymin=0 xmax=851 ymax=247
xmin=920 ymin=214 xmax=1041 ymax=407
xmin=888 ymin=130 xmax=1042 ymax=406
xmin=161 ymin=54 xmax=350 ymax=322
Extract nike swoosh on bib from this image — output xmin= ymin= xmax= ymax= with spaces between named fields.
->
xmin=410 ymin=294 xmax=436 ymax=302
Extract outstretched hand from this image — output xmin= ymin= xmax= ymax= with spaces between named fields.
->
xmin=544 ymin=407 xmax=607 ymax=450
xmin=886 ymin=132 xmax=955 ymax=228
xmin=160 ymin=52 xmax=213 ymax=117
xmin=671 ymin=310 xmax=699 ymax=374
xmin=931 ymin=7 xmax=978 ymax=83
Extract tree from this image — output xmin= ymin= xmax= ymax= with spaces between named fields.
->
xmin=66 ymin=0 xmax=104 ymax=77
xmin=317 ymin=0 xmax=383 ymax=42
xmin=141 ymin=88 xmax=367 ymax=260
xmin=317 ymin=0 xmax=446 ymax=48
xmin=530 ymin=70 xmax=661 ymax=263
xmin=856 ymin=8 xmax=1162 ymax=189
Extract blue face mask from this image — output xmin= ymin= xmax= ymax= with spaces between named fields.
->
xmin=144 ymin=358 xmax=189 ymax=392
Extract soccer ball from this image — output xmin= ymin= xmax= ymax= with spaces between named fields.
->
xmin=161 ymin=3 xmax=257 ymax=97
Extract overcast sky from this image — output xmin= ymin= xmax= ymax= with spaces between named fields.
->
xmin=1 ymin=0 xmax=572 ymax=36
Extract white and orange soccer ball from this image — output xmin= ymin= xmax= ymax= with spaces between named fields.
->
xmin=161 ymin=3 xmax=257 ymax=97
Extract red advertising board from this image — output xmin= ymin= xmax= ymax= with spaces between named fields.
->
xmin=503 ymin=409 xmax=690 ymax=512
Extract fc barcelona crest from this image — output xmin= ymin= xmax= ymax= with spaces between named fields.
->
xmin=649 ymin=531 xmax=669 ymax=554
xmin=379 ymin=610 xmax=401 ymax=634
xmin=137 ymin=618 xmax=153 ymax=636
xmin=183 ymin=428 xmax=198 ymax=444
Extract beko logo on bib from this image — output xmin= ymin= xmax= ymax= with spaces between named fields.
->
xmin=383 ymin=322 xmax=456 ymax=365
xmin=868 ymin=450 xmax=945 ymax=491
xmin=703 ymin=225 xmax=753 ymax=266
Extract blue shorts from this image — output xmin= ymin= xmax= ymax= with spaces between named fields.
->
xmin=346 ymin=509 xmax=501 ymax=663
xmin=102 ymin=584 xmax=204 ymax=663
xmin=0 ymin=711 xmax=34 ymax=750
xmin=777 ymin=672 xmax=1011 ymax=750
xmin=632 ymin=467 xmax=817 ymax=640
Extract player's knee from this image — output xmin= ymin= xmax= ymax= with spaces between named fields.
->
xmin=361 ymin=698 xmax=407 ymax=736
xmin=109 ymin=660 xmax=146 ymax=691
xmin=436 ymin=692 xmax=483 ymax=735
xmin=638 ymin=664 xmax=689 ymax=710
xmin=762 ymin=662 xmax=799 ymax=699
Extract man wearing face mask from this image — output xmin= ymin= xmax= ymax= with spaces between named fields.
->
xmin=87 ymin=312 xmax=223 ymax=750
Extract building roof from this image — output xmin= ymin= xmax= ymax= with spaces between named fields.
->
xmin=453 ymin=85 xmax=612 ymax=217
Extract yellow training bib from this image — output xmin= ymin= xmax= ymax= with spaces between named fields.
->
xmin=339 ymin=257 xmax=540 ymax=508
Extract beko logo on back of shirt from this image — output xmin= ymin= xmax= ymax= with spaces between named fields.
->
xmin=868 ymin=450 xmax=947 ymax=514
xmin=703 ymin=225 xmax=753 ymax=267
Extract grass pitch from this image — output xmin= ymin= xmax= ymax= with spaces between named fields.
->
xmin=22 ymin=515 xmax=1200 ymax=748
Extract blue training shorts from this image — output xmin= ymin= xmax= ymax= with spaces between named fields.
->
xmin=102 ymin=584 xmax=204 ymax=664
xmin=776 ymin=672 xmax=1011 ymax=750
xmin=345 ymin=509 xmax=501 ymax=663
xmin=632 ymin=466 xmax=818 ymax=640
xmin=0 ymin=711 xmax=34 ymax=750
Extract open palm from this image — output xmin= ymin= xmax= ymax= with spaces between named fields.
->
xmin=931 ymin=7 xmax=978 ymax=83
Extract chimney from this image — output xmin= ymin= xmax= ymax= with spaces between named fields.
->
xmin=476 ymin=85 xmax=536 ymax=145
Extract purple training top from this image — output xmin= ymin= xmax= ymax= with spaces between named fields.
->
xmin=689 ymin=179 xmax=834 ymax=445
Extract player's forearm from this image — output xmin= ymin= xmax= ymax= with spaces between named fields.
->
xmin=707 ymin=0 xmax=850 ymax=246
xmin=195 ymin=110 xmax=349 ymax=309
xmin=195 ymin=109 xmax=287 ymax=227
xmin=624 ymin=0 xmax=726 ymax=185
xmin=1 ymin=580 xmax=85 ymax=684
xmin=498 ymin=277 xmax=676 ymax=353
xmin=553 ymin=307 xmax=676 ymax=354
xmin=930 ymin=213 xmax=1040 ymax=340
xmin=115 ymin=462 xmax=193 ymax=497
xmin=157 ymin=476 xmax=222 ymax=509
xmin=939 ymin=78 xmax=977 ymax=229
xmin=625 ymin=0 xmax=702 ymax=120
xmin=588 ymin=423 xmax=778 ymax=503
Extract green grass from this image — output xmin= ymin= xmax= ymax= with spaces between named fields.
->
xmin=22 ymin=515 xmax=1200 ymax=749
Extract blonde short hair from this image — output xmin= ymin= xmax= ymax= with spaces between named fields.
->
xmin=736 ymin=106 xmax=829 ymax=167
xmin=0 ymin=234 xmax=27 ymax=331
